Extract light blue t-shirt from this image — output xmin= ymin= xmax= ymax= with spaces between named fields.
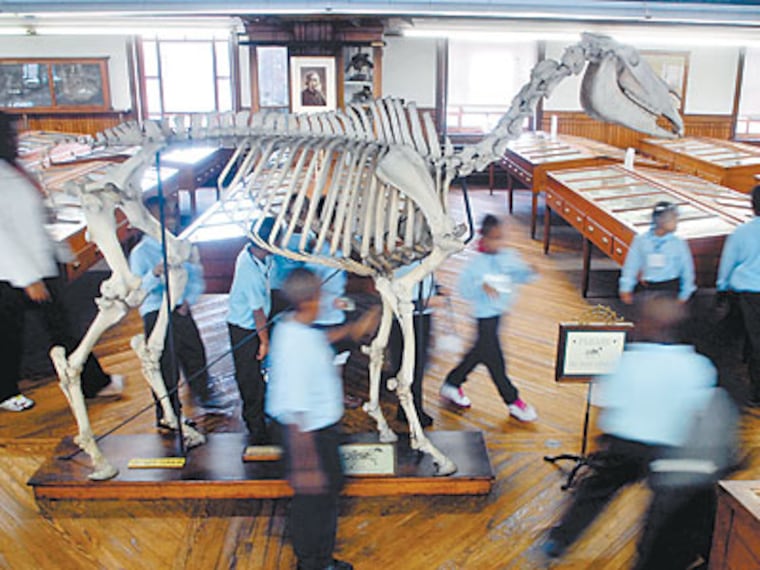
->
xmin=305 ymin=243 xmax=347 ymax=326
xmin=458 ymin=248 xmax=536 ymax=318
xmin=129 ymin=235 xmax=205 ymax=316
xmin=717 ymin=217 xmax=760 ymax=293
xmin=270 ymin=233 xmax=306 ymax=291
xmin=594 ymin=343 xmax=716 ymax=447
xmin=226 ymin=246 xmax=272 ymax=331
xmin=619 ymin=229 xmax=696 ymax=301
xmin=266 ymin=316 xmax=344 ymax=431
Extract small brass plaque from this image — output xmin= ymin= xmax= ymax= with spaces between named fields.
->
xmin=242 ymin=445 xmax=283 ymax=462
xmin=128 ymin=457 xmax=187 ymax=469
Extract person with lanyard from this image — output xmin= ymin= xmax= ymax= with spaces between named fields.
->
xmin=716 ymin=185 xmax=760 ymax=407
xmin=440 ymin=214 xmax=538 ymax=423
xmin=128 ymin=195 xmax=225 ymax=426
xmin=226 ymin=217 xmax=276 ymax=443
xmin=0 ymin=111 xmax=123 ymax=413
xmin=619 ymin=201 xmax=696 ymax=305
xmin=387 ymin=261 xmax=447 ymax=428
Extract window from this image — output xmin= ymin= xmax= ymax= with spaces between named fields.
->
xmin=143 ymin=39 xmax=233 ymax=119
xmin=446 ymin=40 xmax=537 ymax=136
xmin=736 ymin=48 xmax=760 ymax=139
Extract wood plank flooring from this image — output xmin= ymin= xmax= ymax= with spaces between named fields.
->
xmin=1 ymin=187 xmax=758 ymax=570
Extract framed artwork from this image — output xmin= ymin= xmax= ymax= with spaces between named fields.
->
xmin=0 ymin=58 xmax=111 ymax=112
xmin=555 ymin=323 xmax=633 ymax=383
xmin=290 ymin=55 xmax=336 ymax=113
xmin=641 ymin=50 xmax=689 ymax=113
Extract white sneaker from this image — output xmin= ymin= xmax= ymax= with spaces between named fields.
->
xmin=508 ymin=399 xmax=538 ymax=422
xmin=96 ymin=375 xmax=124 ymax=398
xmin=0 ymin=394 xmax=35 ymax=412
xmin=440 ymin=383 xmax=471 ymax=408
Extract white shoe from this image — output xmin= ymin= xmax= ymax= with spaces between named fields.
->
xmin=96 ymin=375 xmax=124 ymax=398
xmin=0 ymin=394 xmax=35 ymax=412
xmin=508 ymin=399 xmax=538 ymax=422
xmin=440 ymin=383 xmax=471 ymax=408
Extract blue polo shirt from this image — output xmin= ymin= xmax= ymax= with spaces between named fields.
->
xmin=306 ymin=244 xmax=347 ymax=326
xmin=270 ymin=233 xmax=306 ymax=291
xmin=619 ymin=229 xmax=696 ymax=301
xmin=266 ymin=316 xmax=344 ymax=431
xmin=226 ymin=246 xmax=272 ymax=331
xmin=129 ymin=235 xmax=205 ymax=316
xmin=594 ymin=343 xmax=716 ymax=447
xmin=458 ymin=248 xmax=536 ymax=318
xmin=717 ymin=217 xmax=760 ymax=293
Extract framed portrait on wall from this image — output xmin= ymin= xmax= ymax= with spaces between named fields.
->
xmin=290 ymin=56 xmax=336 ymax=113
xmin=641 ymin=50 xmax=689 ymax=113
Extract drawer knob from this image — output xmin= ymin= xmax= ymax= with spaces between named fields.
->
xmin=587 ymin=225 xmax=594 ymax=232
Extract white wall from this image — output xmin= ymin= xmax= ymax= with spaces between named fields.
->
xmin=542 ymin=40 xmax=739 ymax=115
xmin=0 ymin=35 xmax=132 ymax=111
xmin=382 ymin=36 xmax=437 ymax=107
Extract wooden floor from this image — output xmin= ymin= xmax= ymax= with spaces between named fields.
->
xmin=2 ymin=187 xmax=759 ymax=569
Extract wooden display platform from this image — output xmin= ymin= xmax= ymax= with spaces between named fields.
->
xmin=28 ymin=431 xmax=493 ymax=501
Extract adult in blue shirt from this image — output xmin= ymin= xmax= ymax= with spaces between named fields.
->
xmin=717 ymin=185 xmax=760 ymax=407
xmin=440 ymin=214 xmax=538 ymax=422
xmin=619 ymin=201 xmax=696 ymax=305
xmin=543 ymin=295 xmax=718 ymax=569
xmin=129 ymin=196 xmax=223 ymax=425
xmin=227 ymin=217 xmax=276 ymax=443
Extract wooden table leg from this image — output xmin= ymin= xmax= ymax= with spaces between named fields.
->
xmin=582 ymin=238 xmax=592 ymax=298
xmin=530 ymin=191 xmax=538 ymax=239
xmin=507 ymin=174 xmax=514 ymax=214
xmin=489 ymin=164 xmax=495 ymax=196
xmin=543 ymin=206 xmax=552 ymax=255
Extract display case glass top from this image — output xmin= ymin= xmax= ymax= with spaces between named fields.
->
xmin=547 ymin=164 xmax=750 ymax=240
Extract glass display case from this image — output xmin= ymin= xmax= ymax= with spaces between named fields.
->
xmin=639 ymin=136 xmax=760 ymax=193
xmin=543 ymin=163 xmax=753 ymax=296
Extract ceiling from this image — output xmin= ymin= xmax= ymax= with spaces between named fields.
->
xmin=1 ymin=1 xmax=760 ymax=27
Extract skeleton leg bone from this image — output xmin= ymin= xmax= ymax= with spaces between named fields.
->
xmin=362 ymin=280 xmax=397 ymax=444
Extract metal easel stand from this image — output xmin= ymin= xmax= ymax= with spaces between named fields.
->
xmin=543 ymin=305 xmax=628 ymax=490
xmin=544 ymin=383 xmax=594 ymax=490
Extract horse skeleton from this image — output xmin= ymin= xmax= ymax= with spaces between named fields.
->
xmin=47 ymin=33 xmax=681 ymax=480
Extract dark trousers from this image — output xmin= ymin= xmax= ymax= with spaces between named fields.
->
xmin=278 ymin=422 xmax=344 ymax=570
xmin=737 ymin=292 xmax=760 ymax=402
xmin=0 ymin=277 xmax=109 ymax=402
xmin=228 ymin=322 xmax=267 ymax=442
xmin=444 ymin=315 xmax=518 ymax=405
xmin=143 ymin=309 xmax=211 ymax=423
xmin=388 ymin=313 xmax=431 ymax=416
xmin=549 ymin=435 xmax=714 ymax=570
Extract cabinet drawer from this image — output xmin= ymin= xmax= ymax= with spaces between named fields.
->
xmin=501 ymin=159 xmax=532 ymax=186
xmin=561 ymin=201 xmax=585 ymax=231
xmin=611 ymin=239 xmax=629 ymax=265
xmin=584 ymin=217 xmax=613 ymax=255
xmin=545 ymin=189 xmax=563 ymax=211
xmin=66 ymin=242 xmax=101 ymax=281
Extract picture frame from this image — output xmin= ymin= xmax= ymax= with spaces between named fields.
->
xmin=0 ymin=57 xmax=111 ymax=113
xmin=555 ymin=322 xmax=633 ymax=383
xmin=641 ymin=50 xmax=690 ymax=113
xmin=290 ymin=55 xmax=336 ymax=113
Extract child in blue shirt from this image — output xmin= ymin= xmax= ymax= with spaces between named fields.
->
xmin=267 ymin=267 xmax=378 ymax=570
xmin=128 ymin=196 xmax=223 ymax=426
xmin=441 ymin=214 xmax=538 ymax=422
xmin=226 ymin=217 xmax=275 ymax=443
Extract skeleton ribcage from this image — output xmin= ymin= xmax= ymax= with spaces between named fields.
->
xmin=220 ymin=134 xmax=435 ymax=277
